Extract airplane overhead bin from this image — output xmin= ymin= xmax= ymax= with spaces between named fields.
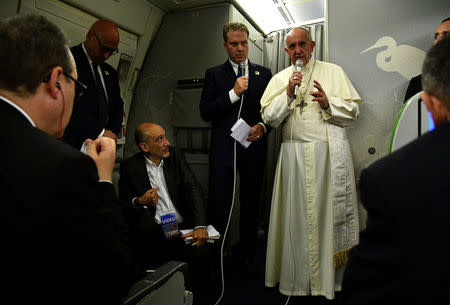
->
xmin=20 ymin=0 xmax=140 ymax=68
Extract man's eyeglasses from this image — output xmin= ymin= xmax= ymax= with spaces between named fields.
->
xmin=93 ymin=32 xmax=119 ymax=55
xmin=62 ymin=71 xmax=88 ymax=97
xmin=434 ymin=31 xmax=448 ymax=40
xmin=43 ymin=71 xmax=88 ymax=98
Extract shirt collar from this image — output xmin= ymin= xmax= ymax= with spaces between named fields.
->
xmin=229 ymin=58 xmax=248 ymax=72
xmin=303 ymin=58 xmax=315 ymax=72
xmin=144 ymin=154 xmax=164 ymax=169
xmin=81 ymin=43 xmax=94 ymax=66
xmin=0 ymin=95 xmax=36 ymax=127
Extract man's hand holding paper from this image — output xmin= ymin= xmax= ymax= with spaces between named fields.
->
xmin=181 ymin=227 xmax=209 ymax=247
xmin=231 ymin=118 xmax=252 ymax=148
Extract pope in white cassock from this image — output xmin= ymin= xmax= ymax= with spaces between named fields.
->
xmin=261 ymin=27 xmax=362 ymax=300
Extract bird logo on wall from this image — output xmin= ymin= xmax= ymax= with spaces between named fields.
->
xmin=361 ymin=36 xmax=426 ymax=80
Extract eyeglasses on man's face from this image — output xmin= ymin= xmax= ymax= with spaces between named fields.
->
xmin=434 ymin=31 xmax=448 ymax=40
xmin=93 ymin=32 xmax=119 ymax=55
xmin=62 ymin=70 xmax=88 ymax=98
xmin=43 ymin=70 xmax=87 ymax=98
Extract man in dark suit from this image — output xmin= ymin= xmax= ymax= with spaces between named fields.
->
xmin=404 ymin=17 xmax=449 ymax=103
xmin=199 ymin=22 xmax=272 ymax=266
xmin=63 ymin=19 xmax=124 ymax=149
xmin=119 ymin=122 xmax=214 ymax=304
xmin=0 ymin=14 xmax=134 ymax=304
xmin=340 ymin=37 xmax=450 ymax=305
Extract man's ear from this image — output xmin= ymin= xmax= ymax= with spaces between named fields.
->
xmin=139 ymin=142 xmax=149 ymax=153
xmin=46 ymin=66 xmax=63 ymax=99
xmin=421 ymin=91 xmax=439 ymax=113
xmin=421 ymin=91 xmax=446 ymax=126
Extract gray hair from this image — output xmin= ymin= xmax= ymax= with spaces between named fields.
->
xmin=422 ymin=36 xmax=450 ymax=109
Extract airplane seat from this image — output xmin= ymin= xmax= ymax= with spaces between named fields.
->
xmin=122 ymin=261 xmax=192 ymax=305
xmin=170 ymin=81 xmax=210 ymax=200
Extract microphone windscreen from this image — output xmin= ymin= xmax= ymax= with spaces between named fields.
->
xmin=239 ymin=62 xmax=246 ymax=75
xmin=295 ymin=59 xmax=303 ymax=71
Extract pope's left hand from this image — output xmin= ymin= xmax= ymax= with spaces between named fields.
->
xmin=310 ymin=80 xmax=329 ymax=110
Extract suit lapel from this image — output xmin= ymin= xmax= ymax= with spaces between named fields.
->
xmin=248 ymin=61 xmax=254 ymax=79
xmin=224 ymin=60 xmax=237 ymax=80
xmin=162 ymin=157 xmax=176 ymax=204
xmin=99 ymin=63 xmax=111 ymax=100
xmin=247 ymin=61 xmax=254 ymax=96
xmin=136 ymin=154 xmax=152 ymax=193
xmin=73 ymin=44 xmax=96 ymax=87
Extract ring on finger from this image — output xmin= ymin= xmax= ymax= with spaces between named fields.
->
xmin=293 ymin=76 xmax=298 ymax=80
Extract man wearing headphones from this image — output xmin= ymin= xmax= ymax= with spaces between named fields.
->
xmin=0 ymin=14 xmax=134 ymax=304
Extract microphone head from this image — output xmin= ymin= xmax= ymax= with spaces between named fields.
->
xmin=239 ymin=61 xmax=246 ymax=74
xmin=295 ymin=59 xmax=303 ymax=70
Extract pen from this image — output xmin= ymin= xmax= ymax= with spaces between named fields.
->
xmin=192 ymin=242 xmax=198 ymax=246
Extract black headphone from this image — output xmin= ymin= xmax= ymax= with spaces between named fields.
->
xmin=56 ymin=82 xmax=61 ymax=89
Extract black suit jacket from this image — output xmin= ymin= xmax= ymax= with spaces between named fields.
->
xmin=0 ymin=98 xmax=134 ymax=304
xmin=404 ymin=74 xmax=422 ymax=103
xmin=340 ymin=122 xmax=450 ymax=305
xmin=118 ymin=148 xmax=207 ymax=229
xmin=63 ymin=43 xmax=124 ymax=149
xmin=200 ymin=60 xmax=272 ymax=162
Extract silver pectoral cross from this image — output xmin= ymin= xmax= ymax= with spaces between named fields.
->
xmin=297 ymin=99 xmax=308 ymax=114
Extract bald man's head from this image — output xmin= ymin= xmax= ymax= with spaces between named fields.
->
xmin=135 ymin=123 xmax=170 ymax=165
xmin=84 ymin=19 xmax=119 ymax=64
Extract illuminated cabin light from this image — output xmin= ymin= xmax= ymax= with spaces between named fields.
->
xmin=428 ymin=112 xmax=435 ymax=131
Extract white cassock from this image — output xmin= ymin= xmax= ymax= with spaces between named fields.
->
xmin=261 ymin=59 xmax=361 ymax=299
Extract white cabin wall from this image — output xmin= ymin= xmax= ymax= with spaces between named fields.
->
xmin=328 ymin=0 xmax=450 ymax=181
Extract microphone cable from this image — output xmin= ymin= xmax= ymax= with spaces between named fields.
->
xmin=284 ymin=59 xmax=315 ymax=304
xmin=284 ymin=76 xmax=298 ymax=305
xmin=214 ymin=62 xmax=246 ymax=305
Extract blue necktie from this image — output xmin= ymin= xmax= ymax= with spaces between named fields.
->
xmin=237 ymin=66 xmax=243 ymax=78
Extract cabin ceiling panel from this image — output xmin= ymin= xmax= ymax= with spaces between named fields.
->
xmin=146 ymin=0 xmax=228 ymax=12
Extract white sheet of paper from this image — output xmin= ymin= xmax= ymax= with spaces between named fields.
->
xmin=230 ymin=118 xmax=251 ymax=148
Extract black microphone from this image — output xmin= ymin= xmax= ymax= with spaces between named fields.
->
xmin=294 ymin=59 xmax=303 ymax=99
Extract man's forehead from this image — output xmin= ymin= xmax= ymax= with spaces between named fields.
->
xmin=436 ymin=20 xmax=450 ymax=32
xmin=148 ymin=127 xmax=165 ymax=138
xmin=286 ymin=29 xmax=309 ymax=44
xmin=227 ymin=30 xmax=248 ymax=40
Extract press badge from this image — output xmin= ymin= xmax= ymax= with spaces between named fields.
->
xmin=160 ymin=212 xmax=180 ymax=239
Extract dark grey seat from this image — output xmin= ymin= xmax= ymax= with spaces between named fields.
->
xmin=122 ymin=261 xmax=191 ymax=305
